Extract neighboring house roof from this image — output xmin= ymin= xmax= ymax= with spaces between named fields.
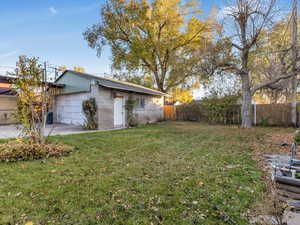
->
xmin=0 ymin=75 xmax=14 ymax=84
xmin=0 ymin=87 xmax=16 ymax=95
xmin=56 ymin=70 xmax=166 ymax=96
xmin=0 ymin=75 xmax=64 ymax=88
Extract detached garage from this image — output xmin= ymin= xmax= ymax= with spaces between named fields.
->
xmin=54 ymin=70 xmax=166 ymax=129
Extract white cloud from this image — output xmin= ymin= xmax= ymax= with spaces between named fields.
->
xmin=49 ymin=7 xmax=58 ymax=15
xmin=0 ymin=51 xmax=18 ymax=59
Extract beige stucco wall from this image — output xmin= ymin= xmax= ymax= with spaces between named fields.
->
xmin=0 ymin=96 xmax=18 ymax=125
xmin=133 ymin=95 xmax=164 ymax=124
xmin=91 ymin=85 xmax=114 ymax=129
xmin=96 ymin=86 xmax=164 ymax=129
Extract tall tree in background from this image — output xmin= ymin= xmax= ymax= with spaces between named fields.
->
xmin=84 ymin=0 xmax=214 ymax=92
xmin=171 ymin=87 xmax=194 ymax=104
xmin=223 ymin=0 xmax=300 ymax=128
xmin=112 ymin=71 xmax=154 ymax=88
xmin=73 ymin=66 xmax=86 ymax=73
xmin=250 ymin=14 xmax=300 ymax=105
xmin=223 ymin=0 xmax=278 ymax=128
xmin=58 ymin=66 xmax=85 ymax=73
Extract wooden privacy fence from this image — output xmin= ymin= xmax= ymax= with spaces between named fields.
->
xmin=164 ymin=105 xmax=176 ymax=120
xmin=167 ymin=102 xmax=300 ymax=127
xmin=254 ymin=104 xmax=292 ymax=126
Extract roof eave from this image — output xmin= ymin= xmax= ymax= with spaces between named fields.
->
xmin=97 ymin=82 xmax=165 ymax=96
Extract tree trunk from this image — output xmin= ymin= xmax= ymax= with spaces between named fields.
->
xmin=152 ymin=70 xmax=165 ymax=93
xmin=291 ymin=84 xmax=297 ymax=127
xmin=291 ymin=0 xmax=298 ymax=127
xmin=241 ymin=74 xmax=253 ymax=128
xmin=241 ymin=88 xmax=252 ymax=128
xmin=240 ymin=49 xmax=252 ymax=128
xmin=239 ymin=16 xmax=253 ymax=128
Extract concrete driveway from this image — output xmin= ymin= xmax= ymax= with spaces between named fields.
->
xmin=0 ymin=123 xmax=89 ymax=139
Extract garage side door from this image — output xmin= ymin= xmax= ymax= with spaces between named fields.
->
xmin=56 ymin=93 xmax=89 ymax=125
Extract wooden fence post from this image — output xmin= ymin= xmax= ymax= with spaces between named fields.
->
xmin=164 ymin=105 xmax=176 ymax=120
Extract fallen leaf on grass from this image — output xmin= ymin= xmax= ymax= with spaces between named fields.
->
xmin=197 ymin=181 xmax=204 ymax=186
xmin=25 ymin=222 xmax=33 ymax=225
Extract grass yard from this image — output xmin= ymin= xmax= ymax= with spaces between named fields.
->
xmin=0 ymin=122 xmax=290 ymax=225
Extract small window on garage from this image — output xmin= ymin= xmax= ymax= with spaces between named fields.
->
xmin=136 ymin=96 xmax=146 ymax=109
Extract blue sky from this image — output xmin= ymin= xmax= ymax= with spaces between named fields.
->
xmin=0 ymin=0 xmax=219 ymax=76
xmin=0 ymin=0 xmax=292 ymax=76
xmin=0 ymin=0 xmax=108 ymax=75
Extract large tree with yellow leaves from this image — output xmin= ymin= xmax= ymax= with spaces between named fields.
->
xmin=84 ymin=0 xmax=214 ymax=92
xmin=249 ymin=14 xmax=300 ymax=109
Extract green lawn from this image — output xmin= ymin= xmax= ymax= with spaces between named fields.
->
xmin=0 ymin=122 xmax=287 ymax=225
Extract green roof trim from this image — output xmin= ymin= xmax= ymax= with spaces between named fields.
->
xmin=56 ymin=70 xmax=166 ymax=96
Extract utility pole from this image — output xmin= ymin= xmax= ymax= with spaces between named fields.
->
xmin=291 ymin=0 xmax=298 ymax=127
xmin=54 ymin=67 xmax=58 ymax=81
xmin=41 ymin=61 xmax=47 ymax=142
xmin=43 ymin=61 xmax=47 ymax=82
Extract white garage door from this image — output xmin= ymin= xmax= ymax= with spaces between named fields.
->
xmin=56 ymin=93 xmax=90 ymax=125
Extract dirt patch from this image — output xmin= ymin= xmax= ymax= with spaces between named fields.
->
xmin=263 ymin=132 xmax=296 ymax=155
xmin=250 ymin=129 xmax=300 ymax=224
xmin=267 ymin=133 xmax=294 ymax=146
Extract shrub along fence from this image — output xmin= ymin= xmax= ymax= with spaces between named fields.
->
xmin=172 ymin=102 xmax=300 ymax=127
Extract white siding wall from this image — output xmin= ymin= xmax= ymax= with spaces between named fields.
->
xmin=55 ymin=92 xmax=91 ymax=125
